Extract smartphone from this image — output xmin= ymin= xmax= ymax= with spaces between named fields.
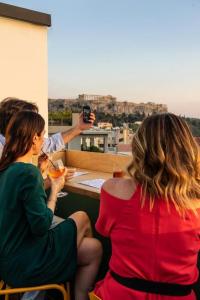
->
xmin=83 ymin=105 xmax=91 ymax=123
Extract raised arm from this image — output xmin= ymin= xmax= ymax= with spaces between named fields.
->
xmin=42 ymin=112 xmax=95 ymax=153
xmin=61 ymin=112 xmax=95 ymax=144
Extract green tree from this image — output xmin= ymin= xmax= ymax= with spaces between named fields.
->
xmin=185 ymin=117 xmax=200 ymax=137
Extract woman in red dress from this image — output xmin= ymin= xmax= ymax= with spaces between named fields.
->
xmin=94 ymin=113 xmax=200 ymax=300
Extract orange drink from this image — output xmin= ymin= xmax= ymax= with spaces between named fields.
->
xmin=113 ymin=170 xmax=124 ymax=178
xmin=47 ymin=159 xmax=67 ymax=197
xmin=113 ymin=162 xmax=124 ymax=178
xmin=48 ymin=168 xmax=65 ymax=179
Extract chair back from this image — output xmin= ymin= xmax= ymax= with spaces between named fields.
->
xmin=89 ymin=291 xmax=102 ymax=300
xmin=0 ymin=281 xmax=69 ymax=300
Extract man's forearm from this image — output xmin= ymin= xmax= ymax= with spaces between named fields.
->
xmin=61 ymin=126 xmax=82 ymax=144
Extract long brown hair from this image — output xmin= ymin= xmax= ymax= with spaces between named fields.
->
xmin=128 ymin=113 xmax=200 ymax=214
xmin=0 ymin=110 xmax=45 ymax=171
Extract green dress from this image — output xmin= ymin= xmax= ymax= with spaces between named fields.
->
xmin=0 ymin=162 xmax=77 ymax=287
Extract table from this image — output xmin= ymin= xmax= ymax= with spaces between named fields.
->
xmin=64 ymin=168 xmax=112 ymax=199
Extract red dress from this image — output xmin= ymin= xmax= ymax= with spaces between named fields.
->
xmin=94 ymin=185 xmax=200 ymax=300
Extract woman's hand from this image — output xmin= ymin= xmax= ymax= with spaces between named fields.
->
xmin=47 ymin=169 xmax=66 ymax=212
xmin=49 ymin=168 xmax=66 ymax=195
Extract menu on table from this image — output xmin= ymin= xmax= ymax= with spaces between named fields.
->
xmin=79 ymin=179 xmax=106 ymax=189
xmin=73 ymin=171 xmax=89 ymax=177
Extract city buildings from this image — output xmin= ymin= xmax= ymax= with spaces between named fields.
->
xmin=48 ymin=95 xmax=168 ymax=153
xmin=49 ymin=94 xmax=168 ymax=116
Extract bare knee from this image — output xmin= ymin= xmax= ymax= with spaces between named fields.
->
xmin=76 ymin=211 xmax=90 ymax=224
xmin=78 ymin=237 xmax=102 ymax=265
xmin=69 ymin=211 xmax=92 ymax=245
xmin=69 ymin=211 xmax=91 ymax=229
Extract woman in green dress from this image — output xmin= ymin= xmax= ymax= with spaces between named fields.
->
xmin=0 ymin=110 xmax=102 ymax=300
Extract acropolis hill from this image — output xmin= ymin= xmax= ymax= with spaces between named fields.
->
xmin=49 ymin=94 xmax=168 ymax=116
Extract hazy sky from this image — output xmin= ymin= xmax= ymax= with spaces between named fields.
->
xmin=3 ymin=0 xmax=200 ymax=117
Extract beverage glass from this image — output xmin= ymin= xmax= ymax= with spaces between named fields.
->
xmin=113 ymin=163 xmax=124 ymax=178
xmin=113 ymin=170 xmax=124 ymax=178
xmin=48 ymin=159 xmax=67 ymax=197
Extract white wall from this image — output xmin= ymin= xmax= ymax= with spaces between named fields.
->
xmin=0 ymin=16 xmax=49 ymax=130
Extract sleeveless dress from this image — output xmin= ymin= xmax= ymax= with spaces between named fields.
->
xmin=94 ymin=186 xmax=200 ymax=300
xmin=0 ymin=162 xmax=77 ymax=287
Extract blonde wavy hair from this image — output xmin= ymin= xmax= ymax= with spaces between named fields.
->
xmin=128 ymin=113 xmax=200 ymax=215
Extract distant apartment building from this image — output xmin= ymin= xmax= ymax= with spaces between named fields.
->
xmin=123 ymin=126 xmax=131 ymax=144
xmin=98 ymin=122 xmax=113 ymax=130
xmin=116 ymin=143 xmax=132 ymax=155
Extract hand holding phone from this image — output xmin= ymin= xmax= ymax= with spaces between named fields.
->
xmin=83 ymin=105 xmax=91 ymax=123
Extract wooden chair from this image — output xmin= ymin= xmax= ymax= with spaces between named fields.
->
xmin=0 ymin=280 xmax=70 ymax=300
xmin=89 ymin=291 xmax=102 ymax=300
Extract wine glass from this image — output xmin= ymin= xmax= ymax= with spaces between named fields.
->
xmin=48 ymin=159 xmax=68 ymax=197
xmin=113 ymin=163 xmax=124 ymax=178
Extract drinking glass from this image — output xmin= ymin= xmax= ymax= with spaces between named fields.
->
xmin=113 ymin=163 xmax=124 ymax=178
xmin=48 ymin=159 xmax=68 ymax=197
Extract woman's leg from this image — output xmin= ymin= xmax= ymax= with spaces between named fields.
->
xmin=69 ymin=211 xmax=93 ymax=246
xmin=75 ymin=237 xmax=102 ymax=300
xmin=69 ymin=211 xmax=102 ymax=300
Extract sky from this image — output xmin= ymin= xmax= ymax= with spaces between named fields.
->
xmin=2 ymin=0 xmax=200 ymax=117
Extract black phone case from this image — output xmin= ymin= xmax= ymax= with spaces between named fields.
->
xmin=83 ymin=106 xmax=91 ymax=123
